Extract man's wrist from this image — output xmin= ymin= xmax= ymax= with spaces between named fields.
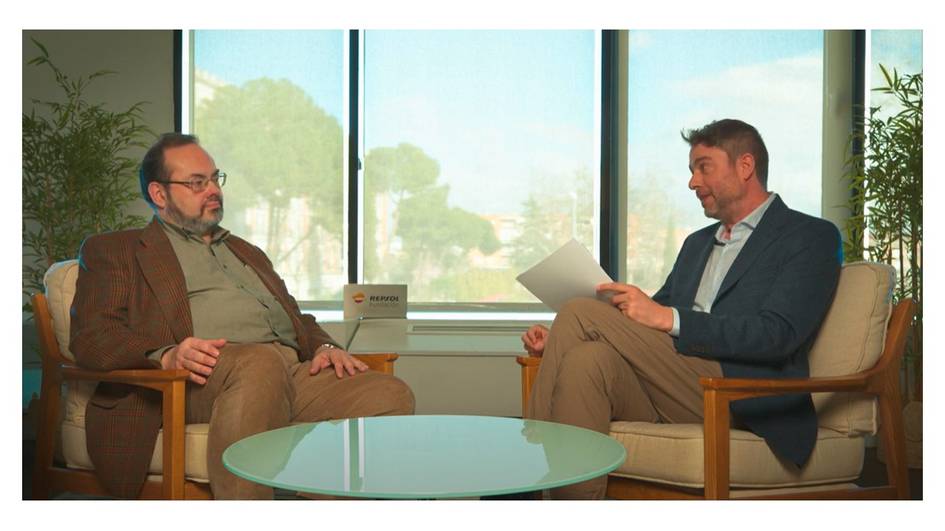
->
xmin=315 ymin=343 xmax=338 ymax=355
xmin=668 ymin=307 xmax=681 ymax=337
xmin=149 ymin=345 xmax=176 ymax=369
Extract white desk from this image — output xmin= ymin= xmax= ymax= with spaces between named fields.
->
xmin=320 ymin=318 xmax=550 ymax=417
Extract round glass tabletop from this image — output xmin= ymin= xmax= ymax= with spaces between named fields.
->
xmin=223 ymin=415 xmax=626 ymax=499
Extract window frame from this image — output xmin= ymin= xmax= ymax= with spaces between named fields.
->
xmin=177 ymin=29 xmax=861 ymax=316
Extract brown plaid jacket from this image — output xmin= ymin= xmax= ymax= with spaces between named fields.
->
xmin=69 ymin=218 xmax=337 ymax=498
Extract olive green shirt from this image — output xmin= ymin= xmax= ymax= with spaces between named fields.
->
xmin=153 ymin=218 xmax=301 ymax=356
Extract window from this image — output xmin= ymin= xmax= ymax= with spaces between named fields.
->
xmin=187 ymin=30 xmax=599 ymax=309
xmin=361 ymin=31 xmax=599 ymax=304
xmin=189 ymin=30 xmax=346 ymax=301
xmin=184 ymin=30 xmax=842 ymax=312
xmin=625 ymin=30 xmax=824 ymax=294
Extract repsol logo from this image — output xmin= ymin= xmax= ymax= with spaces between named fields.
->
xmin=369 ymin=295 xmax=400 ymax=302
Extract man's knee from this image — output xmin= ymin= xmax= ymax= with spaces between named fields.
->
xmin=379 ymin=375 xmax=415 ymax=415
xmin=218 ymin=344 xmax=292 ymax=396
xmin=557 ymin=297 xmax=612 ymax=320
xmin=558 ymin=342 xmax=619 ymax=381
xmin=361 ymin=374 xmax=415 ymax=416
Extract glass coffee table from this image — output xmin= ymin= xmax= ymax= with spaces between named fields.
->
xmin=223 ymin=415 xmax=626 ymax=499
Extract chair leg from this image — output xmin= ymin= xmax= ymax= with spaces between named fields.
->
xmin=161 ymin=379 xmax=187 ymax=500
xmin=703 ymin=389 xmax=731 ymax=500
xmin=31 ymin=368 xmax=61 ymax=500
xmin=878 ymin=359 xmax=910 ymax=500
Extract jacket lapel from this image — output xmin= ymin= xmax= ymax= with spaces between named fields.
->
xmin=679 ymin=228 xmax=718 ymax=308
xmin=135 ymin=218 xmax=193 ymax=342
xmin=713 ymin=196 xmax=789 ymax=304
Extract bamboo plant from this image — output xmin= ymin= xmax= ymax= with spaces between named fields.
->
xmin=843 ymin=64 xmax=922 ymax=400
xmin=22 ymin=39 xmax=151 ymax=313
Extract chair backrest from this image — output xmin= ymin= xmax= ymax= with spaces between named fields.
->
xmin=42 ymin=259 xmax=95 ymax=427
xmin=808 ymin=261 xmax=895 ymax=435
xmin=43 ymin=259 xmax=80 ymax=362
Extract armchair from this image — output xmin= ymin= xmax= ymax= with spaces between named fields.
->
xmin=517 ymin=262 xmax=913 ymax=499
xmin=31 ymin=259 xmax=399 ymax=500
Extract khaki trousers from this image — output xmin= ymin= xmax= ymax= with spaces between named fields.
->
xmin=185 ymin=342 xmax=415 ymax=499
xmin=525 ymin=298 xmax=722 ymax=499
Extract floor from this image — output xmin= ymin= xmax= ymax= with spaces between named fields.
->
xmin=22 ymin=430 xmax=922 ymax=500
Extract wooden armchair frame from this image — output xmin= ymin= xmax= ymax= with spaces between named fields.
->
xmin=516 ymin=299 xmax=914 ymax=500
xmin=30 ymin=292 xmax=399 ymax=500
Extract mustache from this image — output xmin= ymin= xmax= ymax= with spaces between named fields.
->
xmin=204 ymin=195 xmax=224 ymax=208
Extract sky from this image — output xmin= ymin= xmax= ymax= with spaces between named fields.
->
xmin=194 ymin=29 xmax=596 ymax=215
xmin=189 ymin=28 xmax=915 ymax=224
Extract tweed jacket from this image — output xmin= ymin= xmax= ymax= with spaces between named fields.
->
xmin=652 ymin=196 xmax=841 ymax=467
xmin=70 ymin=218 xmax=338 ymax=498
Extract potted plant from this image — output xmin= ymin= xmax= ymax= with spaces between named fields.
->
xmin=22 ymin=39 xmax=152 ymax=311
xmin=843 ymin=64 xmax=922 ymax=468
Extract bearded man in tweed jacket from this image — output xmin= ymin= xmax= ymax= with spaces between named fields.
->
xmin=71 ymin=133 xmax=415 ymax=499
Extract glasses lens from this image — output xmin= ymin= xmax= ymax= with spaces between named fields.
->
xmin=190 ymin=177 xmax=209 ymax=192
xmin=217 ymin=172 xmax=227 ymax=187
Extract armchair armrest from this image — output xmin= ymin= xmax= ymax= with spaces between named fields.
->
xmin=351 ymin=353 xmax=399 ymax=375
xmin=698 ymin=373 xmax=871 ymax=401
xmin=516 ymin=355 xmax=542 ymax=368
xmin=54 ymin=365 xmax=190 ymax=499
xmin=61 ymin=364 xmax=191 ymax=385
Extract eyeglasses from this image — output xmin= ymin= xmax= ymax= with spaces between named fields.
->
xmin=159 ymin=172 xmax=227 ymax=193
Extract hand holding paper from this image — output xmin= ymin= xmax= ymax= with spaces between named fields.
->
xmin=596 ymin=282 xmax=674 ymax=332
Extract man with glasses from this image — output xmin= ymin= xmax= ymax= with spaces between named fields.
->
xmin=70 ymin=133 xmax=415 ymax=499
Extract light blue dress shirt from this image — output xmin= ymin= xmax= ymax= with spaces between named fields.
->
xmin=669 ymin=193 xmax=778 ymax=337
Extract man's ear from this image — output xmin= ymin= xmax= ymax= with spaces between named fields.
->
xmin=737 ymin=153 xmax=756 ymax=182
xmin=148 ymin=181 xmax=168 ymax=209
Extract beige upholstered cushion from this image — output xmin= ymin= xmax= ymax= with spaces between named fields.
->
xmin=809 ymin=262 xmax=895 ymax=435
xmin=609 ymin=421 xmax=864 ymax=489
xmin=43 ymin=260 xmax=96 ymax=426
xmin=61 ymin=420 xmax=210 ymax=482
xmin=44 ymin=259 xmax=209 ymax=482
xmin=43 ymin=259 xmax=79 ymax=362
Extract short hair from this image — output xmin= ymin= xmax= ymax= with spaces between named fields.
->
xmin=139 ymin=132 xmax=200 ymax=205
xmin=681 ymin=119 xmax=769 ymax=188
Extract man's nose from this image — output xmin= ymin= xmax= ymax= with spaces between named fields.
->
xmin=688 ymin=172 xmax=699 ymax=190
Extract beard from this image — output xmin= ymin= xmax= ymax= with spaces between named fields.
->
xmin=164 ymin=193 xmax=224 ymax=236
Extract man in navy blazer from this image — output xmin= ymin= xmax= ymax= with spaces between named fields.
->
xmin=522 ymin=119 xmax=841 ymax=499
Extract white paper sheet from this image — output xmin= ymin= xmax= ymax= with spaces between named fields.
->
xmin=515 ymin=239 xmax=614 ymax=311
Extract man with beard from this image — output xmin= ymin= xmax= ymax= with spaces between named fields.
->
xmin=70 ymin=133 xmax=415 ymax=499
xmin=521 ymin=119 xmax=841 ymax=499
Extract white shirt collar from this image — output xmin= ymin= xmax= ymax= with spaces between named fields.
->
xmin=715 ymin=192 xmax=777 ymax=243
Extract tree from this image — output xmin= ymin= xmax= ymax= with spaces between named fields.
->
xmin=626 ymin=175 xmax=682 ymax=293
xmin=510 ymin=168 xmax=595 ymax=272
xmin=195 ymin=77 xmax=344 ymax=298
xmin=363 ymin=143 xmax=500 ymax=301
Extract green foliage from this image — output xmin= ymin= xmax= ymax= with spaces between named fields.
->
xmin=22 ymin=39 xmax=151 ymax=311
xmin=842 ymin=64 xmax=922 ymax=397
xmin=363 ymin=143 xmax=501 ymax=301
xmin=196 ymin=77 xmax=344 ymax=269
xmin=510 ymin=169 xmax=595 ymax=272
xmin=625 ymin=181 xmax=683 ymax=293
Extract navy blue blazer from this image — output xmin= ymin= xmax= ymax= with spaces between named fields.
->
xmin=652 ymin=196 xmax=841 ymax=467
